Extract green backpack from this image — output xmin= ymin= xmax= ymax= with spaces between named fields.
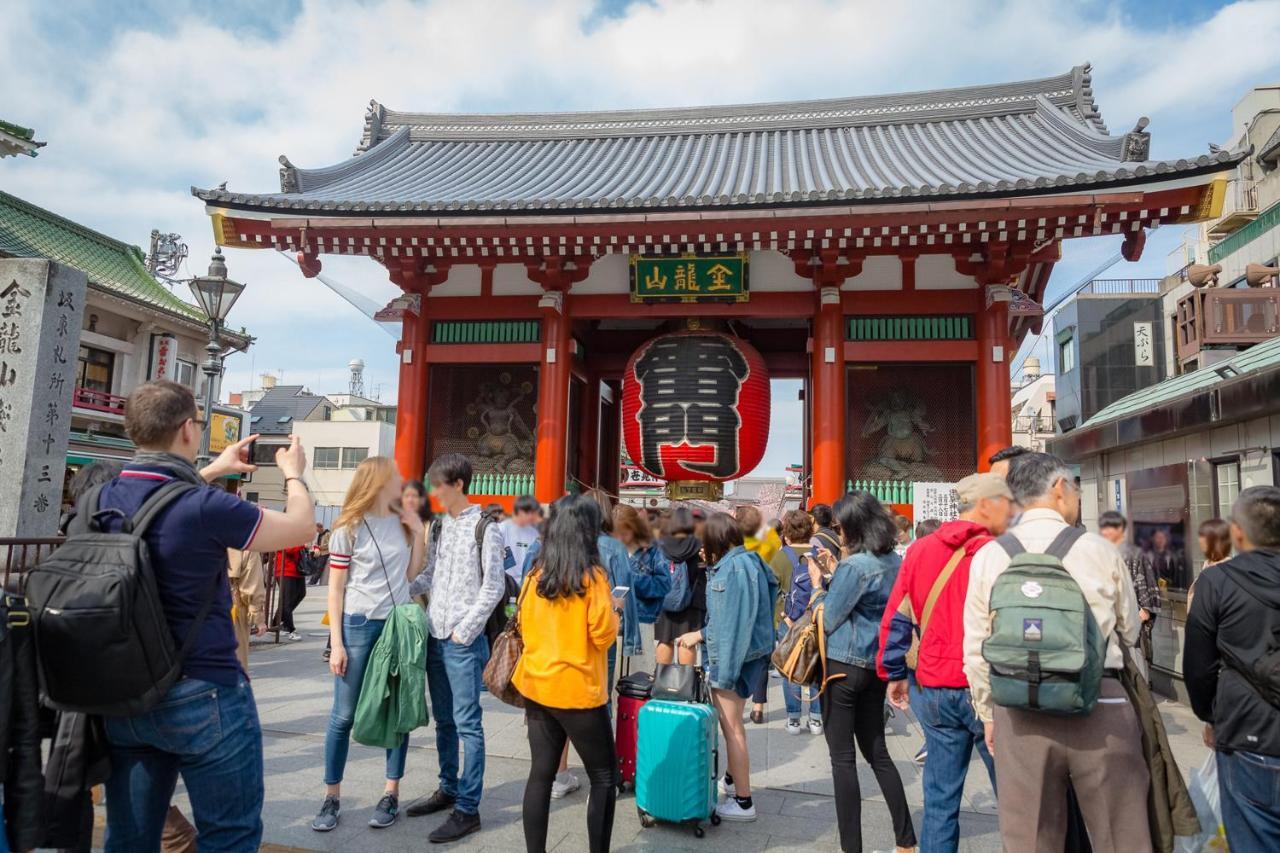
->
xmin=982 ymin=527 xmax=1106 ymax=715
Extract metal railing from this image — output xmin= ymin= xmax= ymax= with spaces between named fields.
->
xmin=73 ymin=386 xmax=128 ymax=414
xmin=1014 ymin=414 xmax=1056 ymax=434
xmin=1 ymin=537 xmax=63 ymax=593
xmin=1078 ymin=278 xmax=1162 ymax=295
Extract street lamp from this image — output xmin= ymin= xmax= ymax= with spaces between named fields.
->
xmin=188 ymin=248 xmax=245 ymax=468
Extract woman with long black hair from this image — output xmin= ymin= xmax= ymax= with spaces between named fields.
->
xmin=513 ymin=495 xmax=620 ymax=853
xmin=809 ymin=492 xmax=916 ymax=853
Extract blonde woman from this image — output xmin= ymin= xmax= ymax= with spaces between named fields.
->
xmin=312 ymin=457 xmax=425 ymax=833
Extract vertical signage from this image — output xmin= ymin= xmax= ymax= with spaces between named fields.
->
xmin=150 ymin=333 xmax=178 ymax=380
xmin=1133 ymin=322 xmax=1154 ymax=367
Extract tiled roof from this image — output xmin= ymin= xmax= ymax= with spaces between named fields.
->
xmin=247 ymin=385 xmax=327 ymax=436
xmin=1075 ymin=334 xmax=1280 ymax=430
xmin=0 ymin=189 xmax=206 ymax=323
xmin=194 ymin=64 xmax=1242 ymax=216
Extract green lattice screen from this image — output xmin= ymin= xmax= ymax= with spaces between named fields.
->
xmin=847 ymin=315 xmax=973 ymax=341
xmin=432 ymin=320 xmax=541 ymax=344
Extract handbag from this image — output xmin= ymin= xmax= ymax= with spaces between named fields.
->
xmin=771 ymin=602 xmax=843 ymax=696
xmin=652 ymin=647 xmax=704 ymax=702
xmin=904 ymin=545 xmax=966 ymax=670
xmin=483 ymin=573 xmax=532 ymax=708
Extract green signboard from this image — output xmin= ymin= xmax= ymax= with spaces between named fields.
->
xmin=629 ymin=254 xmax=749 ymax=303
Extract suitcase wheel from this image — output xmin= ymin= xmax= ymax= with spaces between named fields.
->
xmin=638 ymin=808 xmax=656 ymax=828
xmin=694 ymin=825 xmax=705 ymax=838
xmin=710 ymin=812 xmax=721 ymax=826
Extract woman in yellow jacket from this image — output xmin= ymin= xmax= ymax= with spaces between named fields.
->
xmin=513 ymin=494 xmax=620 ymax=853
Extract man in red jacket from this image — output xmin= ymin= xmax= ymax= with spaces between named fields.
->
xmin=877 ymin=472 xmax=1013 ymax=853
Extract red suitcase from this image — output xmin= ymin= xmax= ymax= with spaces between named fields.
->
xmin=615 ymin=671 xmax=652 ymax=792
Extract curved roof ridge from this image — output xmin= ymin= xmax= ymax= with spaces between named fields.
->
xmin=360 ymin=65 xmax=1088 ymax=145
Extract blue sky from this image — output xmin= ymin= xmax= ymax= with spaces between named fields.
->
xmin=3 ymin=0 xmax=1279 ymax=478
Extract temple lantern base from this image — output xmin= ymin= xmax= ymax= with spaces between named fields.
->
xmin=666 ymin=480 xmax=724 ymax=502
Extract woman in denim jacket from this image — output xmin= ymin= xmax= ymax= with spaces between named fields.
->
xmin=676 ymin=513 xmax=778 ymax=823
xmin=613 ymin=505 xmax=672 ymax=626
xmin=810 ymin=491 xmax=916 ymax=853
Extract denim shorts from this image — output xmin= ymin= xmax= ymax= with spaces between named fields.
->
xmin=710 ymin=655 xmax=769 ymax=700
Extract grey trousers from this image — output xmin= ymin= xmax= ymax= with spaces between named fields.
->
xmin=992 ymin=677 xmax=1152 ymax=853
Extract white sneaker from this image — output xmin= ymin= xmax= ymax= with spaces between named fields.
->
xmin=785 ymin=719 xmax=802 ymax=735
xmin=287 ymin=631 xmax=302 ymax=642
xmin=551 ymin=771 xmax=581 ymax=799
xmin=808 ymin=718 xmax=824 ymax=736
xmin=714 ymin=798 xmax=756 ymax=822
xmin=717 ymin=776 xmax=735 ymax=800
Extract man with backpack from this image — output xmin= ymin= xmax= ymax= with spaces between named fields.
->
xmin=878 ymin=472 xmax=1012 ymax=852
xmin=962 ymin=452 xmax=1148 ymax=850
xmin=1184 ymin=486 xmax=1280 ymax=850
xmin=27 ymin=380 xmax=317 ymax=851
xmin=403 ymin=453 xmax=505 ymax=843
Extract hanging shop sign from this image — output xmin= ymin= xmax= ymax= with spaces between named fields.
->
xmin=621 ymin=331 xmax=770 ymax=482
xmin=629 ymin=254 xmax=749 ymax=303
xmin=149 ymin=333 xmax=178 ymax=381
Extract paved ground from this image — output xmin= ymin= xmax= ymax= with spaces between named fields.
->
xmin=153 ymin=589 xmax=1210 ymax=853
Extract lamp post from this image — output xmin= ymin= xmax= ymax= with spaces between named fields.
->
xmin=188 ymin=249 xmax=245 ymax=469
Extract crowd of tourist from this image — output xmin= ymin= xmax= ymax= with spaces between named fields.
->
xmin=7 ymin=380 xmax=1280 ymax=853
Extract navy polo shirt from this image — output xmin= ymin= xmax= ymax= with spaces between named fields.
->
xmin=98 ymin=465 xmax=263 ymax=687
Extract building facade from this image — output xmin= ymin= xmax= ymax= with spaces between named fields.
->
xmin=0 ymin=190 xmax=251 ymax=485
xmin=196 ymin=65 xmax=1236 ymax=515
xmin=291 ymin=418 xmax=397 ymax=519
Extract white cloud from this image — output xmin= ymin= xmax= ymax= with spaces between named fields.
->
xmin=2 ymin=0 xmax=1277 ymax=476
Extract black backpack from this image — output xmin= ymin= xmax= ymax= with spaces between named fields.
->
xmin=26 ymin=480 xmax=220 ymax=716
xmin=428 ymin=508 xmax=512 ymax=644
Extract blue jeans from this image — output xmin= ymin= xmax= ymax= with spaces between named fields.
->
xmin=1218 ymin=749 xmax=1280 ymax=852
xmin=910 ymin=682 xmax=996 ymax=853
xmin=104 ymin=677 xmax=263 ymax=853
xmin=324 ymin=613 xmax=409 ymax=785
xmin=426 ymin=633 xmax=489 ymax=815
xmin=778 ymin=622 xmax=818 ymax=721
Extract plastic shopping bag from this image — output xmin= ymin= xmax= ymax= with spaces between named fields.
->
xmin=1176 ymin=753 xmax=1229 ymax=852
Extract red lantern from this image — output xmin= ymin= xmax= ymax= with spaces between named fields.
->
xmin=621 ymin=331 xmax=770 ymax=482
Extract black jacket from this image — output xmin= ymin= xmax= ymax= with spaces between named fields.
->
xmin=659 ymin=535 xmax=705 ymax=612
xmin=1184 ymin=549 xmax=1280 ymax=756
xmin=1 ymin=596 xmax=46 ymax=850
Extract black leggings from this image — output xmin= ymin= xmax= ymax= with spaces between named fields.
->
xmin=276 ymin=576 xmax=306 ymax=632
xmin=523 ymin=700 xmax=617 ymax=853
xmin=821 ymin=660 xmax=916 ymax=852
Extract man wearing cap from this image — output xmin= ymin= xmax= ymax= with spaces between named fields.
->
xmin=877 ymin=472 xmax=1013 ymax=853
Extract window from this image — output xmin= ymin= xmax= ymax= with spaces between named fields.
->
xmin=323 ymin=407 xmax=332 ymax=421
xmin=341 ymin=447 xmax=368 ymax=469
xmin=245 ymin=492 xmax=259 ymax=503
xmin=1058 ymin=336 xmax=1076 ymax=373
xmin=76 ymin=345 xmax=114 ymax=393
xmin=314 ymin=447 xmax=341 ymax=469
xmin=1214 ymin=458 xmax=1241 ymax=516
xmin=251 ymin=443 xmax=278 ymax=466
xmin=175 ymin=359 xmax=196 ymax=388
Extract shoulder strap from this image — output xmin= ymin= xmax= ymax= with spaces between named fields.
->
xmin=129 ymin=481 xmax=199 ymax=536
xmin=1044 ymin=526 xmax=1086 ymax=561
xmin=919 ymin=546 xmax=967 ymax=637
xmin=814 ymin=531 xmax=840 ymax=555
xmin=475 ymin=511 xmax=496 ymax=547
xmin=363 ymin=518 xmax=405 ymax=607
xmin=65 ymin=483 xmax=108 ymax=535
xmin=996 ymin=532 xmax=1025 ymax=558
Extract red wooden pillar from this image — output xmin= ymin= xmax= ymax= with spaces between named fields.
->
xmin=811 ymin=285 xmax=846 ymax=506
xmin=535 ymin=290 xmax=572 ymax=504
xmin=976 ymin=295 xmax=1013 ymax=472
xmin=393 ymin=302 xmax=430 ymax=482
xmin=576 ymin=374 xmax=601 ymax=490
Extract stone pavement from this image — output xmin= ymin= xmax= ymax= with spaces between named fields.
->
xmin=162 ymin=590 xmax=1211 ymax=853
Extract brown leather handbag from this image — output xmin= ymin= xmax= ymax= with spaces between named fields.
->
xmin=482 ymin=574 xmax=531 ymax=708
xmin=771 ymin=602 xmax=843 ymax=696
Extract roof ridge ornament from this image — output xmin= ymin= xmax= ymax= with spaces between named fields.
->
xmin=1122 ymin=117 xmax=1151 ymax=162
xmin=278 ymin=155 xmax=300 ymax=193
xmin=357 ymin=99 xmax=385 ymax=153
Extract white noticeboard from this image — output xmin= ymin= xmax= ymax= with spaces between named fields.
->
xmin=913 ymin=482 xmax=960 ymax=523
xmin=1133 ymin=322 xmax=1154 ymax=367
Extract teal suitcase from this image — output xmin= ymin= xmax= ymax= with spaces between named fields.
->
xmin=635 ymin=699 xmax=720 ymax=838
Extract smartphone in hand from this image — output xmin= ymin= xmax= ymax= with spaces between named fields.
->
xmin=611 ymin=585 xmax=631 ymax=599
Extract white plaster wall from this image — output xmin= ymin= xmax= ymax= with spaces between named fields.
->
xmin=571 ymin=253 xmax=628 ymax=294
xmin=915 ymin=254 xmax=978 ymax=290
xmin=431 ymin=264 xmax=482 ymax=297
xmin=842 ymin=256 xmax=901 ymax=291
xmin=747 ymin=250 xmax=811 ymax=292
xmin=492 ymin=264 xmax=542 ymax=296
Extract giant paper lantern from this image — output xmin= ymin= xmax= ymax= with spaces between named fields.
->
xmin=621 ymin=331 xmax=770 ymax=482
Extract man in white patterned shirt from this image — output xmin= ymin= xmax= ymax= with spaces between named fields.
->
xmin=404 ymin=453 xmax=505 ymax=843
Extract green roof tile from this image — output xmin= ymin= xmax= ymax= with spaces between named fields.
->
xmin=0 ymin=189 xmax=206 ymax=323
xmin=1076 ymin=334 xmax=1280 ymax=430
xmin=0 ymin=120 xmax=35 ymax=142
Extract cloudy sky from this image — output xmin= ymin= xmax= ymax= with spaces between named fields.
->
xmin=4 ymin=0 xmax=1280 ymax=478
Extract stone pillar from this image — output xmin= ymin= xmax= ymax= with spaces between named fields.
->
xmin=976 ymin=293 xmax=1013 ymax=471
xmin=534 ymin=290 xmax=571 ymax=505
xmin=811 ymin=285 xmax=846 ymax=506
xmin=0 ymin=260 xmax=87 ymax=537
